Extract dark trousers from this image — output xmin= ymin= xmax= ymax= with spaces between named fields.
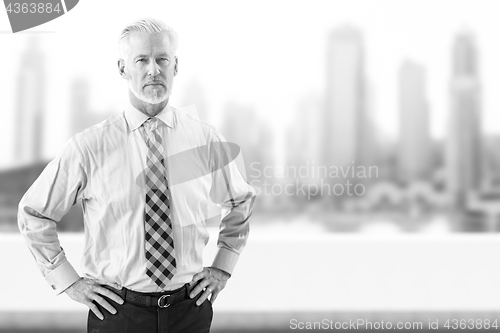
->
xmin=87 ymin=290 xmax=213 ymax=333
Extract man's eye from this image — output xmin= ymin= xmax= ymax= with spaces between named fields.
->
xmin=136 ymin=59 xmax=145 ymax=63
xmin=159 ymin=58 xmax=169 ymax=62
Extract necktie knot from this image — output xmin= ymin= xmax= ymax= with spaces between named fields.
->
xmin=142 ymin=118 xmax=162 ymax=148
xmin=144 ymin=117 xmax=159 ymax=132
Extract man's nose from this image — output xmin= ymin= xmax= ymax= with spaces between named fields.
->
xmin=147 ymin=61 xmax=160 ymax=76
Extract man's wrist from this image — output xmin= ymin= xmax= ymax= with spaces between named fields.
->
xmin=63 ymin=277 xmax=83 ymax=293
xmin=208 ymin=266 xmax=230 ymax=281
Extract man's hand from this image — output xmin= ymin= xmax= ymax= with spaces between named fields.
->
xmin=64 ymin=277 xmax=124 ymax=320
xmin=189 ymin=267 xmax=230 ymax=306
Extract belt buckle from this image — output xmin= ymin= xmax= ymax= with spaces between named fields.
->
xmin=158 ymin=294 xmax=171 ymax=308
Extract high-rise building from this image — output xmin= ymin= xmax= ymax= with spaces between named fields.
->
xmin=14 ymin=37 xmax=46 ymax=165
xmin=398 ymin=61 xmax=431 ymax=184
xmin=221 ymin=101 xmax=270 ymax=176
xmin=446 ymin=32 xmax=482 ymax=208
xmin=323 ymin=25 xmax=369 ymax=179
xmin=286 ymin=94 xmax=323 ymax=181
xmin=70 ymin=77 xmax=91 ymax=135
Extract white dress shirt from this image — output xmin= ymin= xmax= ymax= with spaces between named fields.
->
xmin=18 ymin=103 xmax=256 ymax=294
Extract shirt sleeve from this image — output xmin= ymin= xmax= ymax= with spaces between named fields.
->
xmin=18 ymin=136 xmax=88 ymax=295
xmin=209 ymin=132 xmax=257 ymax=276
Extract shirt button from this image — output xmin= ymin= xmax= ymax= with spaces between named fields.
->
xmin=51 ymin=285 xmax=56 ymax=290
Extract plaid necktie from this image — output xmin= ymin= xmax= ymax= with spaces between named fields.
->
xmin=141 ymin=117 xmax=176 ymax=288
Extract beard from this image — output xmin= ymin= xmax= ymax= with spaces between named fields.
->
xmin=129 ymin=80 xmax=170 ymax=104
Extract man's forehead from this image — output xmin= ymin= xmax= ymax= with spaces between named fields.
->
xmin=127 ymin=31 xmax=173 ymax=54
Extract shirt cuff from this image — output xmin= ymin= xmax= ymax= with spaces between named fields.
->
xmin=44 ymin=261 xmax=81 ymax=295
xmin=211 ymin=247 xmax=239 ymax=276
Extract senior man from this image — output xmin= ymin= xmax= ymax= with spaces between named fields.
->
xmin=18 ymin=18 xmax=256 ymax=333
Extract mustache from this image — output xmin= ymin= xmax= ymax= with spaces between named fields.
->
xmin=143 ymin=79 xmax=166 ymax=87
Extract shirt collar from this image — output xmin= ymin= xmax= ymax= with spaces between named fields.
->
xmin=124 ymin=101 xmax=175 ymax=131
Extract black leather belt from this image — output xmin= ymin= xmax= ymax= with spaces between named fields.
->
xmin=104 ymin=284 xmax=191 ymax=308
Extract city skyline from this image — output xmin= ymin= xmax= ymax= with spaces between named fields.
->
xmin=2 ymin=1 xmax=500 ymax=170
xmin=3 ymin=26 xmax=499 ymax=169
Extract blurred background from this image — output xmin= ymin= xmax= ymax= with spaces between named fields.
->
xmin=2 ymin=0 xmax=500 ymax=332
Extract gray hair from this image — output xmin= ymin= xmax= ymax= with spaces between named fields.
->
xmin=118 ymin=18 xmax=178 ymax=59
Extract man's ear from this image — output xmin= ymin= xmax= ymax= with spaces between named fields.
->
xmin=118 ymin=59 xmax=128 ymax=79
xmin=174 ymin=56 xmax=178 ymax=77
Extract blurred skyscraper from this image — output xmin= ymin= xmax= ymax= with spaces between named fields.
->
xmin=0 ymin=37 xmax=83 ymax=232
xmin=221 ymin=101 xmax=274 ymax=175
xmin=222 ymin=101 xmax=274 ymax=212
xmin=398 ymin=61 xmax=431 ymax=184
xmin=70 ymin=77 xmax=91 ymax=135
xmin=324 ymin=26 xmax=370 ymax=178
xmin=14 ymin=38 xmax=45 ymax=165
xmin=446 ymin=32 xmax=482 ymax=208
xmin=484 ymin=135 xmax=500 ymax=187
xmin=286 ymin=95 xmax=323 ymax=181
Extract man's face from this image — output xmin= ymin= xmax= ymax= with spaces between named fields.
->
xmin=120 ymin=31 xmax=177 ymax=104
